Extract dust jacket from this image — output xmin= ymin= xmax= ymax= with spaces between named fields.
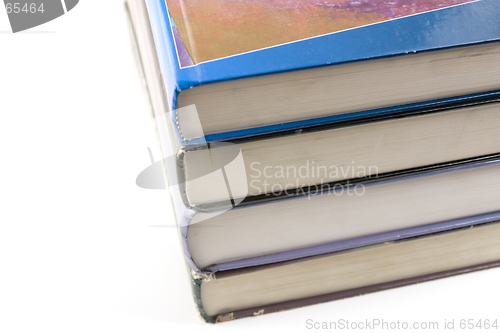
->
xmin=144 ymin=0 xmax=500 ymax=144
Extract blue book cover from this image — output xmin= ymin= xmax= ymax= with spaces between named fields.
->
xmin=144 ymin=0 xmax=500 ymax=144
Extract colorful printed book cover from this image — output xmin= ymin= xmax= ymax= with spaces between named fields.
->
xmin=167 ymin=0 xmax=477 ymax=66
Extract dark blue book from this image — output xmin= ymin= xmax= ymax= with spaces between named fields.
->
xmin=141 ymin=0 xmax=500 ymax=144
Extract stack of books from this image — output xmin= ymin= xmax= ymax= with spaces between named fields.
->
xmin=127 ymin=0 xmax=500 ymax=323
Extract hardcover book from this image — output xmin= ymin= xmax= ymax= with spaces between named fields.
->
xmin=141 ymin=0 xmax=499 ymax=144
xmin=193 ymin=221 xmax=500 ymax=322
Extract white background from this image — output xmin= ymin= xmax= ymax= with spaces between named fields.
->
xmin=0 ymin=1 xmax=499 ymax=332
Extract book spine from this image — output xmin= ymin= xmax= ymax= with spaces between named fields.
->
xmin=126 ymin=0 xmax=203 ymax=274
xmin=190 ymin=271 xmax=217 ymax=323
xmin=142 ymin=0 xmax=185 ymax=139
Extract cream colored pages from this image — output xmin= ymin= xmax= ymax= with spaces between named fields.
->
xmin=201 ymin=222 xmax=500 ymax=316
xmin=188 ymin=161 xmax=500 ymax=268
xmin=184 ymin=102 xmax=500 ymax=206
xmin=178 ymin=42 xmax=500 ymax=137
